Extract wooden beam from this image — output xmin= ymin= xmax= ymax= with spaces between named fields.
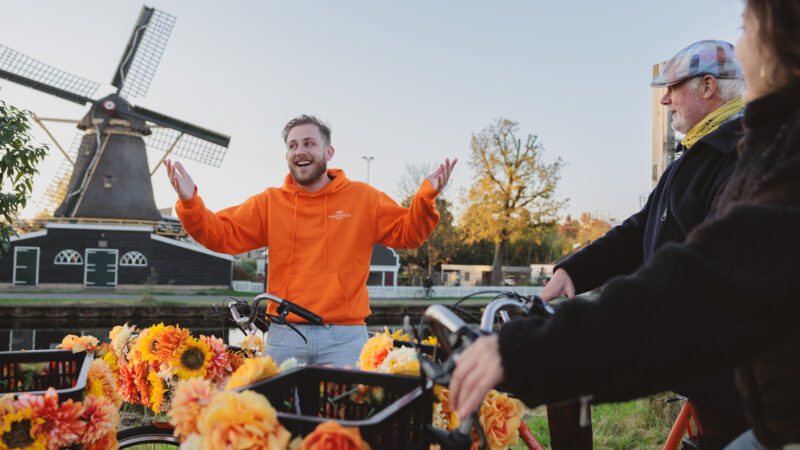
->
xmin=652 ymin=62 xmax=670 ymax=188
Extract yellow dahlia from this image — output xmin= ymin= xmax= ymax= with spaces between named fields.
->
xmin=422 ymin=335 xmax=438 ymax=346
xmin=225 ymin=356 xmax=279 ymax=391
xmin=198 ymin=390 xmax=291 ymax=450
xmin=171 ymin=337 xmax=212 ymax=380
xmin=0 ymin=407 xmax=46 ymax=450
xmin=136 ymin=323 xmax=167 ymax=363
xmin=147 ymin=371 xmax=167 ymax=414
xmin=357 ymin=333 xmax=393 ymax=371
xmin=169 ymin=378 xmax=215 ymax=438
xmin=383 ymin=326 xmax=410 ymax=342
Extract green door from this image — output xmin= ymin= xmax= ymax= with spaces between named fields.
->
xmin=84 ymin=249 xmax=118 ymax=287
xmin=13 ymin=247 xmax=39 ymax=286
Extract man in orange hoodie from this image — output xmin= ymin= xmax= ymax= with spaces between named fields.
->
xmin=165 ymin=115 xmax=456 ymax=367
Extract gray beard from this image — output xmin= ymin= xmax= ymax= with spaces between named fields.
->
xmin=289 ymin=159 xmax=328 ymax=187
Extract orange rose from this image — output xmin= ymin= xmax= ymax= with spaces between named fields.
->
xmin=299 ymin=420 xmax=371 ymax=450
xmin=476 ymin=390 xmax=524 ymax=449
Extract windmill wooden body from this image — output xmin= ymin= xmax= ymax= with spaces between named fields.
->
xmin=0 ymin=6 xmax=235 ymax=288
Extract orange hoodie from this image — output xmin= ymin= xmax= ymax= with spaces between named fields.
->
xmin=175 ymin=169 xmax=440 ymax=324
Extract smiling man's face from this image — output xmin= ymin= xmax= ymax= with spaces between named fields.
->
xmin=285 ymin=123 xmax=333 ymax=190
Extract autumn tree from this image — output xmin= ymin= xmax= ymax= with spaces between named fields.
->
xmin=461 ymin=118 xmax=565 ymax=285
xmin=559 ymin=212 xmax=612 ymax=251
xmin=0 ymin=101 xmax=48 ymax=254
xmin=395 ymin=162 xmax=459 ymax=283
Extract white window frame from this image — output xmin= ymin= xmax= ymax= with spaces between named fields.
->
xmin=54 ymin=249 xmax=83 ymax=265
xmin=120 ymin=251 xmax=148 ymax=267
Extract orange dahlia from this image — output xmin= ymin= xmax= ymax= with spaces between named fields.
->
xmin=80 ymin=395 xmax=118 ymax=446
xmin=168 ymin=378 xmax=215 ymax=438
xmin=299 ymin=420 xmax=371 ymax=450
xmin=198 ymin=390 xmax=291 ymax=450
xmin=116 ymin=363 xmax=140 ymax=404
xmin=155 ymin=325 xmax=191 ymax=364
xmin=58 ymin=334 xmax=100 ymax=353
xmin=84 ymin=430 xmax=118 ymax=450
xmin=199 ymin=335 xmax=232 ymax=382
xmin=357 ymin=333 xmax=393 ymax=371
xmin=14 ymin=388 xmax=85 ymax=448
xmin=225 ymin=356 xmax=279 ymax=391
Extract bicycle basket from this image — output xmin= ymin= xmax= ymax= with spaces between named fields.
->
xmin=0 ymin=350 xmax=93 ymax=401
xmin=242 ymin=366 xmax=431 ymax=449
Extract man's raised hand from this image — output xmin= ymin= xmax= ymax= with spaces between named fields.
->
xmin=426 ymin=158 xmax=458 ymax=193
xmin=164 ymin=159 xmax=196 ymax=201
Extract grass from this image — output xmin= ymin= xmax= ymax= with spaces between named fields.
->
xmin=515 ymin=392 xmax=683 ymax=449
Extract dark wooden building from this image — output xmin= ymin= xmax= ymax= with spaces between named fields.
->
xmin=1 ymin=222 xmax=233 ymax=288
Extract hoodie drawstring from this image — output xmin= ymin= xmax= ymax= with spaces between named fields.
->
xmin=323 ymin=194 xmax=328 ymax=272
xmin=285 ymin=193 xmax=299 ymax=297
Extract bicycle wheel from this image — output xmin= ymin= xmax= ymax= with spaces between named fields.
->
xmin=414 ymin=289 xmax=425 ymax=299
xmin=117 ymin=424 xmax=180 ymax=449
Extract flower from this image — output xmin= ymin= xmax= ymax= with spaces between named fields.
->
xmin=432 ymin=385 xmax=459 ymax=431
xmin=169 ymin=378 xmax=215 ymax=438
xmin=180 ymin=433 xmax=203 ymax=450
xmin=148 ymin=371 xmax=167 ymax=414
xmin=110 ymin=324 xmax=138 ymax=364
xmin=171 ymin=337 xmax=212 ymax=380
xmin=116 ymin=363 xmax=140 ymax=404
xmin=57 ymin=334 xmax=99 ymax=353
xmin=15 ymin=388 xmax=85 ymax=449
xmin=155 ymin=326 xmax=191 ymax=364
xmin=84 ymin=430 xmax=118 ymax=450
xmin=238 ymin=335 xmax=265 ymax=354
xmin=383 ymin=326 xmax=409 ymax=342
xmin=199 ymin=335 xmax=232 ymax=382
xmin=376 ymin=347 xmax=420 ymax=376
xmin=298 ymin=420 xmax=371 ymax=450
xmin=132 ymin=361 xmax=153 ymax=408
xmin=87 ymin=359 xmax=122 ymax=408
xmin=198 ymin=390 xmax=291 ymax=450
xmin=476 ymin=390 xmax=524 ymax=450
xmin=357 ymin=333 xmax=393 ymax=371
xmin=421 ymin=336 xmax=438 ymax=346
xmin=225 ymin=356 xmax=279 ymax=391
xmin=0 ymin=407 xmax=46 ymax=450
xmin=278 ymin=357 xmax=299 ymax=373
xmin=137 ymin=323 xmax=167 ymax=364
xmin=80 ymin=395 xmax=118 ymax=445
xmin=0 ymin=395 xmax=14 ymax=417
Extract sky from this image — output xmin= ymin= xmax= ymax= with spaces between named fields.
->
xmin=0 ymin=0 xmax=745 ymax=223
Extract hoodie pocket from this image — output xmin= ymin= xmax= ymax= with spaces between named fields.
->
xmin=286 ymin=271 xmax=346 ymax=322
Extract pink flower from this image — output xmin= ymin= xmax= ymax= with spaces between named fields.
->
xmin=81 ymin=395 xmax=119 ymax=445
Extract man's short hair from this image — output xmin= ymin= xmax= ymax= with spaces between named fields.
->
xmin=282 ymin=115 xmax=332 ymax=147
xmin=685 ymin=76 xmax=746 ymax=102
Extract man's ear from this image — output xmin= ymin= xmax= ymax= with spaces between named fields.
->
xmin=702 ymin=75 xmax=719 ymax=99
xmin=326 ymin=145 xmax=335 ymax=161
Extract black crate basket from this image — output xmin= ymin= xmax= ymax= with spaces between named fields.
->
xmin=0 ymin=350 xmax=93 ymax=401
xmin=242 ymin=366 xmax=431 ymax=449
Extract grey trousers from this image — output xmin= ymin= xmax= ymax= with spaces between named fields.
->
xmin=264 ymin=323 xmax=368 ymax=368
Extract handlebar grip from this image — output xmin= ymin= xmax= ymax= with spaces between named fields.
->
xmin=281 ymin=301 xmax=323 ymax=325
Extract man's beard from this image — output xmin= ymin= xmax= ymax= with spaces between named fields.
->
xmin=289 ymin=158 xmax=328 ymax=187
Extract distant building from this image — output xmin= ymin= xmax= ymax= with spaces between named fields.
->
xmin=440 ymin=264 xmax=539 ymax=286
xmin=366 ymin=244 xmax=400 ymax=287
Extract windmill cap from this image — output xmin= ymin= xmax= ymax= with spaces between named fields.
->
xmin=651 ymin=40 xmax=743 ymax=87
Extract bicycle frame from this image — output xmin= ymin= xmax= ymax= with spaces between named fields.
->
xmin=663 ymin=400 xmax=701 ymax=450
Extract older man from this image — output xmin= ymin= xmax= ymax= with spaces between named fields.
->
xmin=540 ymin=40 xmax=747 ymax=449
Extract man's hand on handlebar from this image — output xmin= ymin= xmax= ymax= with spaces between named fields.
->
xmin=450 ymin=334 xmax=505 ymax=419
xmin=541 ymin=268 xmax=576 ymax=302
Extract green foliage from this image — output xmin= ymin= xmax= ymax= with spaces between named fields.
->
xmin=0 ymin=101 xmax=48 ymax=255
xmin=398 ymin=197 xmax=459 ymax=278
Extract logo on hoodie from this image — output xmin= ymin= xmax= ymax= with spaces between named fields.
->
xmin=328 ymin=209 xmax=352 ymax=220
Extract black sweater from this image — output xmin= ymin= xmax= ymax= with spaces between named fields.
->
xmin=498 ymin=87 xmax=800 ymax=445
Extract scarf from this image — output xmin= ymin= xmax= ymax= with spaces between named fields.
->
xmin=681 ymin=96 xmax=745 ymax=149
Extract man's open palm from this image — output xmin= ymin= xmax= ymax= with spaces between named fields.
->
xmin=165 ymin=159 xmax=195 ymax=201
xmin=427 ymin=158 xmax=458 ymax=192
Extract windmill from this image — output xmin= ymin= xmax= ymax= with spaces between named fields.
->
xmin=0 ymin=5 xmax=229 ymax=221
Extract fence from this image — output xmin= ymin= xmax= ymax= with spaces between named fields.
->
xmin=232 ymin=280 xmax=543 ymax=298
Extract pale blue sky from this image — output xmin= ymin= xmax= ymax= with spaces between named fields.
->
xmin=0 ymin=1 xmax=744 ymax=222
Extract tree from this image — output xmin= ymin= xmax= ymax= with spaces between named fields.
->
xmin=559 ymin=212 xmax=612 ymax=251
xmin=396 ymin=162 xmax=459 ymax=283
xmin=460 ymin=118 xmax=565 ymax=285
xmin=0 ymin=101 xmax=48 ymax=255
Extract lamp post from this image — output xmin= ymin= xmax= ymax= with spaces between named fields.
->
xmin=362 ymin=156 xmax=375 ymax=184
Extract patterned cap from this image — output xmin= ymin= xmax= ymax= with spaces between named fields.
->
xmin=651 ymin=40 xmax=743 ymax=87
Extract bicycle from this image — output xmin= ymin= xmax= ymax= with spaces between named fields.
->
xmin=117 ymin=292 xmax=322 ymax=449
xmin=414 ymin=285 xmax=436 ymax=299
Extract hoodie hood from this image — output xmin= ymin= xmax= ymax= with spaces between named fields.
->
xmin=280 ymin=169 xmax=350 ymax=196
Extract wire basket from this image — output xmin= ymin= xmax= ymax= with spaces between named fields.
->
xmin=0 ymin=350 xmax=93 ymax=401
xmin=243 ymin=366 xmax=431 ymax=449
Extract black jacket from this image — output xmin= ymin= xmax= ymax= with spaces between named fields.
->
xmin=558 ymin=117 xmax=741 ymax=294
xmin=498 ymin=87 xmax=800 ymax=446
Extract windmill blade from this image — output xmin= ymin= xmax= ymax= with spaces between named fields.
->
xmin=39 ymin=132 xmax=85 ymax=213
xmin=130 ymin=105 xmax=230 ymax=148
xmin=145 ymin=127 xmax=228 ymax=168
xmin=0 ymin=45 xmax=99 ymax=105
xmin=111 ymin=6 xmax=176 ymax=99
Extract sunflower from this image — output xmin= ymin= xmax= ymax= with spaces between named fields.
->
xmin=225 ymin=356 xmax=279 ymax=391
xmin=147 ymin=371 xmax=167 ymax=414
xmin=136 ymin=323 xmax=167 ymax=363
xmin=171 ymin=337 xmax=212 ymax=380
xmin=0 ymin=407 xmax=46 ymax=450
